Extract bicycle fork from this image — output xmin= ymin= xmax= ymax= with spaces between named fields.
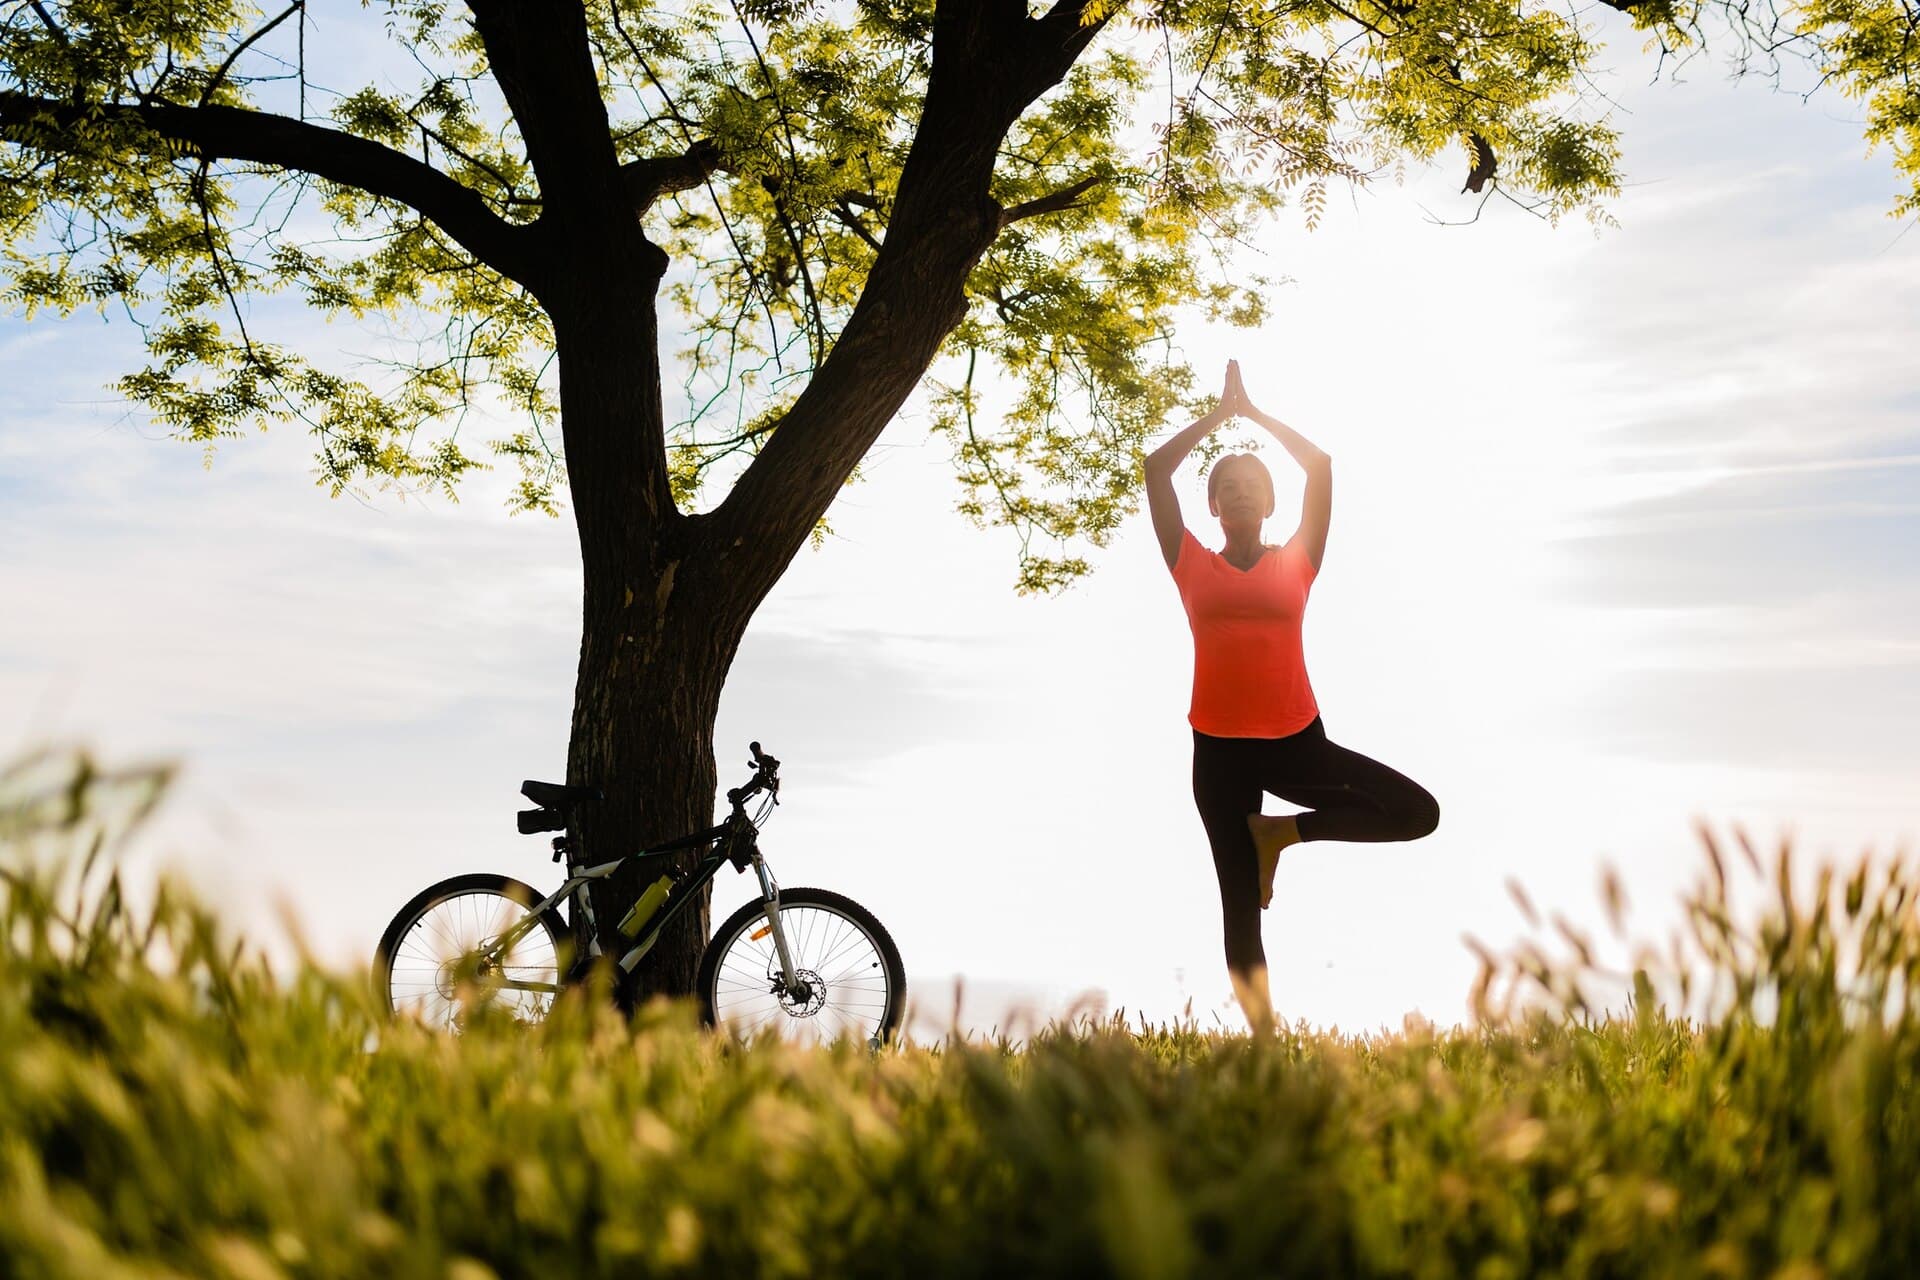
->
xmin=751 ymin=852 xmax=806 ymax=999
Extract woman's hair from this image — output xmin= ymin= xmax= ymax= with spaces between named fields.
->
xmin=1207 ymin=452 xmax=1275 ymax=512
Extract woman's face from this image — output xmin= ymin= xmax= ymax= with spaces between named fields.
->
xmin=1210 ymin=457 xmax=1273 ymax=531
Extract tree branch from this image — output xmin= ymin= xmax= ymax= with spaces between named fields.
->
xmin=28 ymin=0 xmax=70 ymax=47
xmin=831 ymin=195 xmax=884 ymax=251
xmin=0 ymin=91 xmax=536 ymax=284
xmin=199 ymin=2 xmax=304 ymax=108
xmin=464 ymin=0 xmax=624 ymax=221
xmin=1023 ymin=0 xmax=1114 ymax=97
xmin=702 ymin=0 xmax=1117 ymax=610
xmin=1461 ymin=131 xmax=1496 ymax=193
xmin=1029 ymin=0 xmax=1101 ymax=50
xmin=1000 ymin=172 xmax=1103 ymax=227
xmin=620 ymin=138 xmax=722 ymax=211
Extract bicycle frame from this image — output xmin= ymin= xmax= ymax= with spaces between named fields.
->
xmin=479 ymin=808 xmax=801 ymax=998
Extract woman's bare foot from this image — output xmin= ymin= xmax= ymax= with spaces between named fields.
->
xmin=1246 ymin=813 xmax=1300 ymax=909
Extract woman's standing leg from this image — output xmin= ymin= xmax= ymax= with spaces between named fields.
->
xmin=1192 ymin=731 xmax=1277 ymax=1031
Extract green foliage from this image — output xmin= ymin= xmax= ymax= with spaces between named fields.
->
xmin=1 ymin=0 xmax=561 ymax=507
xmin=1795 ymin=0 xmax=1920 ymax=218
xmin=7 ymin=752 xmax=1920 ymax=1277
xmin=1606 ymin=0 xmax=1920 ymax=219
xmin=2 ymin=0 xmax=1914 ymax=584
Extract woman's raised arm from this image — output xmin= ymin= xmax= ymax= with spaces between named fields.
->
xmin=1237 ymin=381 xmax=1332 ymax=573
xmin=1143 ymin=362 xmax=1238 ymax=571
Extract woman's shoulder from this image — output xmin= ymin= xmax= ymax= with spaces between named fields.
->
xmin=1275 ymin=535 xmax=1319 ymax=582
xmin=1173 ymin=527 xmax=1226 ymax=584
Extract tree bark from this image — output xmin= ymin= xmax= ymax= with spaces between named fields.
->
xmin=543 ymin=216 xmax=743 ymax=999
xmin=564 ymin=541 xmax=740 ymax=1001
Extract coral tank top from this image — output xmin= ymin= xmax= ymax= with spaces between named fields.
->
xmin=1170 ymin=527 xmax=1319 ymax=738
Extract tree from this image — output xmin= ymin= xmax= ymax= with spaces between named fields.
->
xmin=2 ymin=0 xmax=1911 ymax=998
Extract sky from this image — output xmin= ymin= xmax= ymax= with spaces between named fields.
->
xmin=3 ymin=12 xmax=1917 ymax=1038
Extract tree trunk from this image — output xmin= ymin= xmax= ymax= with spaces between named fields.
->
xmin=529 ymin=1 xmax=1117 ymax=1004
xmin=466 ymin=1 xmax=731 ymax=1000
xmin=566 ymin=565 xmax=741 ymax=1000
xmin=549 ymin=241 xmax=745 ymax=1001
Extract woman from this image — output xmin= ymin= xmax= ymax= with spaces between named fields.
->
xmin=1143 ymin=360 xmax=1439 ymax=1032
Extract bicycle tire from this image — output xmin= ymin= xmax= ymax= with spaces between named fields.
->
xmin=374 ymin=873 xmax=572 ymax=1027
xmin=697 ymin=887 xmax=906 ymax=1046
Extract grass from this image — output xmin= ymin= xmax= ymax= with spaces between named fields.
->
xmin=4 ymin=749 xmax=1920 ymax=1278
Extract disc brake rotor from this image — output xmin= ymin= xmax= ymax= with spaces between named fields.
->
xmin=774 ymin=967 xmax=828 ymax=1017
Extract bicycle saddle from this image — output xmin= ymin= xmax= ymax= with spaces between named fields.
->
xmin=520 ymin=780 xmax=600 ymax=810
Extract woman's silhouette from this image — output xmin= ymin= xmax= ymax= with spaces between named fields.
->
xmin=1144 ymin=360 xmax=1439 ymax=1033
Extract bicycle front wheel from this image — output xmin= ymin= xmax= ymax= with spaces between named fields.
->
xmin=374 ymin=873 xmax=571 ymax=1029
xmin=698 ymin=887 xmax=906 ymax=1047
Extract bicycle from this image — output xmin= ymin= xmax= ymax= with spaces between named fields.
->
xmin=373 ymin=742 xmax=907 ymax=1046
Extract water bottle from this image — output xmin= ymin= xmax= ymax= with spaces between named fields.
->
xmin=618 ymin=872 xmax=676 ymax=938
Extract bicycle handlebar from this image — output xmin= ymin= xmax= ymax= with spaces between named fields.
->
xmin=728 ymin=740 xmax=781 ymax=809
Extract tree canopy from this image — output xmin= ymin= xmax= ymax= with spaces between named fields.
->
xmin=0 ymin=3 xmax=1561 ymax=580
xmin=1 ymin=1 xmax=1912 ymax=594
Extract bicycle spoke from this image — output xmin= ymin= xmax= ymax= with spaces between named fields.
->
xmin=809 ymin=930 xmax=873 ymax=978
xmin=799 ymin=908 xmax=821 ymax=966
xmin=422 ymin=911 xmax=464 ymax=955
xmin=721 ymin=958 xmax=770 ymax=984
xmin=823 ymin=958 xmax=885 ymax=985
xmin=814 ymin=914 xmax=850 ymax=963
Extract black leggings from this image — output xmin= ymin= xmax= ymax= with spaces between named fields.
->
xmin=1192 ymin=717 xmax=1439 ymax=979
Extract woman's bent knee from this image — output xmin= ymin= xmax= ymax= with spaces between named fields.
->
xmin=1405 ymin=790 xmax=1440 ymax=840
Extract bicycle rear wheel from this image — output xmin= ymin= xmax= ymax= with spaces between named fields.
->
xmin=374 ymin=873 xmax=571 ymax=1029
xmin=698 ymin=887 xmax=906 ymax=1047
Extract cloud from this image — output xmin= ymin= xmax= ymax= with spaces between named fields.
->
xmin=1552 ymin=443 xmax=1920 ymax=612
xmin=1572 ymin=661 xmax=1920 ymax=773
xmin=718 ymin=623 xmax=1019 ymax=789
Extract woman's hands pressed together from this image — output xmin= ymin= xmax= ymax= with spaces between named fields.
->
xmin=1222 ymin=359 xmax=1249 ymax=419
